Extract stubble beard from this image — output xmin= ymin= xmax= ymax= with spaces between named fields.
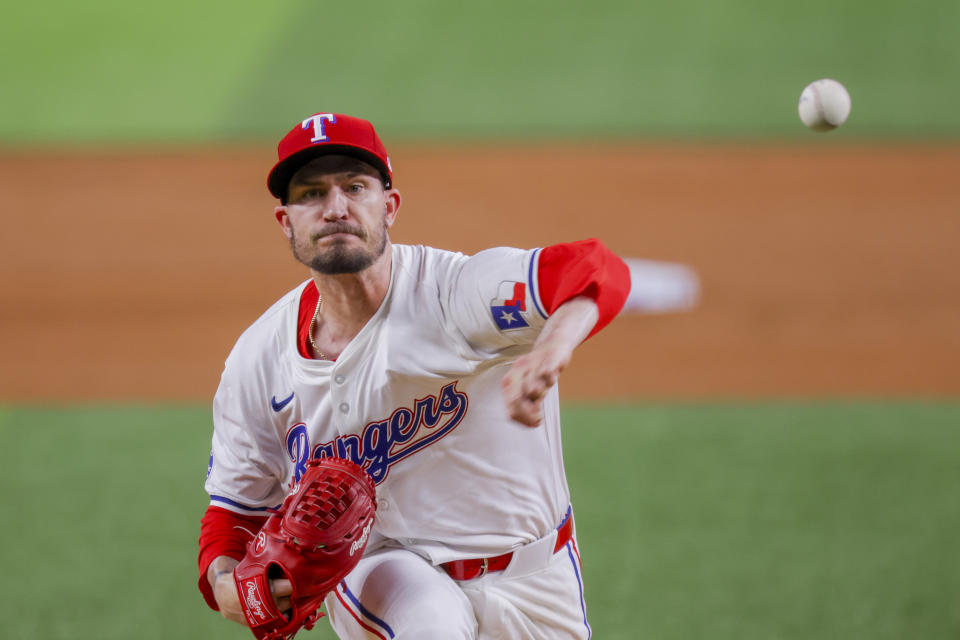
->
xmin=290 ymin=220 xmax=389 ymax=275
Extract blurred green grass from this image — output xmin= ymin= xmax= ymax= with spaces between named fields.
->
xmin=1 ymin=402 xmax=958 ymax=639
xmin=2 ymin=0 xmax=959 ymax=142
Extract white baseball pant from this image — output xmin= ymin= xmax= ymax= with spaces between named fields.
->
xmin=324 ymin=537 xmax=591 ymax=639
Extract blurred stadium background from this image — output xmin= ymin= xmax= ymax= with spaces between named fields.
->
xmin=1 ymin=1 xmax=958 ymax=638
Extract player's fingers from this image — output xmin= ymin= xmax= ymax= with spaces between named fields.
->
xmin=522 ymin=402 xmax=544 ymax=427
xmin=503 ymin=356 xmax=550 ymax=425
xmin=501 ymin=357 xmax=529 ymax=394
xmin=526 ymin=387 xmax=548 ymax=405
xmin=520 ymin=377 xmax=544 ymax=401
xmin=519 ymin=361 xmax=547 ymax=394
xmin=540 ymin=368 xmax=559 ymax=388
xmin=510 ymin=396 xmax=543 ymax=427
xmin=523 ymin=350 xmax=564 ymax=394
xmin=275 ymin=596 xmax=291 ymax=613
xmin=271 ymin=578 xmax=293 ymax=597
xmin=528 ymin=373 xmax=557 ymax=400
xmin=504 ymin=366 xmax=535 ymax=405
xmin=502 ymin=376 xmax=522 ymax=407
xmin=523 ymin=367 xmax=558 ymax=401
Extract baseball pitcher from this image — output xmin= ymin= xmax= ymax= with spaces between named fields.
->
xmin=197 ymin=113 xmax=631 ymax=639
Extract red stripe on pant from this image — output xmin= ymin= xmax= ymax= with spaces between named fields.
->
xmin=334 ymin=587 xmax=387 ymax=640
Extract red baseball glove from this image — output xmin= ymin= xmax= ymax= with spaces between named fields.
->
xmin=233 ymin=457 xmax=377 ymax=640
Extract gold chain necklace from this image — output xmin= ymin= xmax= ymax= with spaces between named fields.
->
xmin=307 ymin=294 xmax=327 ymax=360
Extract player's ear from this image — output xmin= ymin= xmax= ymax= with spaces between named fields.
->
xmin=383 ymin=189 xmax=401 ymax=229
xmin=275 ymin=206 xmax=293 ymax=238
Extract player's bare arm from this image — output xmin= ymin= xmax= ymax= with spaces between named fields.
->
xmin=207 ymin=555 xmax=292 ymax=625
xmin=502 ymin=295 xmax=599 ymax=426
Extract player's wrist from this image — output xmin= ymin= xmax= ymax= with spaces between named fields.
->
xmin=207 ymin=555 xmax=240 ymax=588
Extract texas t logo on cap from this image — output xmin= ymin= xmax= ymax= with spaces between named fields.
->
xmin=302 ymin=113 xmax=337 ymax=143
xmin=267 ymin=112 xmax=393 ymax=199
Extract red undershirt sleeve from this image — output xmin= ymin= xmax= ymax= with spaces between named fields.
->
xmin=536 ymin=238 xmax=631 ymax=339
xmin=197 ymin=505 xmax=268 ymax=610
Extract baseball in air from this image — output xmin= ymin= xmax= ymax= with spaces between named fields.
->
xmin=798 ymin=78 xmax=851 ymax=132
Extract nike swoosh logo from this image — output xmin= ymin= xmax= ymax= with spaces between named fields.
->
xmin=271 ymin=392 xmax=295 ymax=412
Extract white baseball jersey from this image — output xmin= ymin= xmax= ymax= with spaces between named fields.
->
xmin=205 ymin=243 xmax=572 ymax=564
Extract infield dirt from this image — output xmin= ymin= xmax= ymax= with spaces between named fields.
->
xmin=1 ymin=143 xmax=957 ymax=401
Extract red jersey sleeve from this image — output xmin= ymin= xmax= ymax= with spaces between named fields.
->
xmin=537 ymin=238 xmax=631 ymax=339
xmin=197 ymin=505 xmax=268 ymax=610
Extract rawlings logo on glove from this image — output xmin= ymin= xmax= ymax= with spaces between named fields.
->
xmin=233 ymin=457 xmax=377 ymax=640
xmin=349 ymin=518 xmax=373 ymax=557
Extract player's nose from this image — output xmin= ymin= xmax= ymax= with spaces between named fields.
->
xmin=320 ymin=187 xmax=349 ymax=220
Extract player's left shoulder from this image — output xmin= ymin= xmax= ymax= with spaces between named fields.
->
xmin=389 ymin=243 xmax=471 ymax=302
xmin=396 ymin=243 xmax=538 ymax=283
xmin=392 ymin=243 xmax=466 ymax=279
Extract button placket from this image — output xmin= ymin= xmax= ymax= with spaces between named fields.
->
xmin=331 ymin=367 xmax=349 ymax=420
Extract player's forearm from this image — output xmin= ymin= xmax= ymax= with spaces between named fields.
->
xmin=533 ymin=295 xmax=599 ymax=355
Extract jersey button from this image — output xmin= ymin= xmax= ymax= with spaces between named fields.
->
xmin=378 ymin=499 xmax=389 ymax=511
xmin=334 ymin=374 xmax=345 ymax=384
xmin=339 ymin=402 xmax=350 ymax=414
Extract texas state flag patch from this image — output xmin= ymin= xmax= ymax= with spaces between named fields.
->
xmin=490 ymin=281 xmax=530 ymax=331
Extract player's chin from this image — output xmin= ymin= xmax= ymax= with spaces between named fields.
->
xmin=309 ymin=248 xmax=377 ymax=275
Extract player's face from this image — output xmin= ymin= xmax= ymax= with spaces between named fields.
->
xmin=276 ymin=156 xmax=400 ymax=275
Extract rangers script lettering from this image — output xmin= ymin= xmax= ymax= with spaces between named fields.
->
xmin=285 ymin=381 xmax=469 ymax=483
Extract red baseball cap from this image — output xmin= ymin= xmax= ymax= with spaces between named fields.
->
xmin=267 ymin=113 xmax=393 ymax=199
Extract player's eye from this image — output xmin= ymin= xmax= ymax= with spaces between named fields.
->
xmin=297 ymin=188 xmax=322 ymax=201
xmin=347 ymin=183 xmax=364 ymax=194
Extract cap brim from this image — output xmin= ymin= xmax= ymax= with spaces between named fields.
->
xmin=267 ymin=144 xmax=392 ymax=199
